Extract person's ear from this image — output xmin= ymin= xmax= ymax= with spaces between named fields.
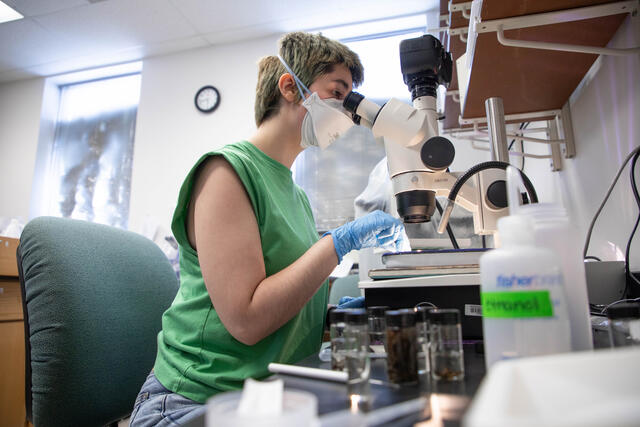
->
xmin=278 ymin=73 xmax=299 ymax=103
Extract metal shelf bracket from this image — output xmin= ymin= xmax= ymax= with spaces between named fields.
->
xmin=451 ymin=104 xmax=578 ymax=171
xmin=449 ymin=26 xmax=469 ymax=42
xmin=446 ymin=89 xmax=461 ymax=103
xmin=449 ymin=1 xmax=473 ymax=19
xmin=474 ymin=0 xmax=640 ymax=56
xmin=547 ymin=119 xmax=564 ymax=171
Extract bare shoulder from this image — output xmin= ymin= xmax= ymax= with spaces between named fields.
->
xmin=195 ymin=155 xmax=239 ymax=191
xmin=192 ymin=154 xmax=253 ymax=209
xmin=187 ymin=154 xmax=254 ymax=250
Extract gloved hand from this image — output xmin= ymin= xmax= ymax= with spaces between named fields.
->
xmin=324 ymin=210 xmax=407 ymax=263
xmin=337 ymin=296 xmax=365 ymax=309
xmin=324 ymin=296 xmax=366 ymax=329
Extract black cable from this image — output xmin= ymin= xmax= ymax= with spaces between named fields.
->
xmin=600 ymin=297 xmax=640 ymax=315
xmin=625 ymin=149 xmax=640 ymax=297
xmin=519 ymin=122 xmax=529 ymax=171
xmin=589 ymin=303 xmax=606 ymax=316
xmin=625 ymin=214 xmax=640 ymax=297
xmin=584 ymin=256 xmax=602 ymax=262
xmin=435 ymin=198 xmax=459 ymax=249
xmin=447 ymin=161 xmax=538 ymax=204
xmin=507 ymin=122 xmax=525 ymax=151
xmin=506 ymin=122 xmax=528 ymax=171
xmin=481 ymin=235 xmax=486 ymax=249
xmin=583 ymin=146 xmax=640 ymax=258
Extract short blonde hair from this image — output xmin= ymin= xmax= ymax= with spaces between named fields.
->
xmin=254 ymin=32 xmax=364 ymax=127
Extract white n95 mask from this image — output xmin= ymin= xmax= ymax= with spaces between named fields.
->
xmin=301 ymin=93 xmax=355 ymax=149
xmin=277 ymin=55 xmax=355 ymax=150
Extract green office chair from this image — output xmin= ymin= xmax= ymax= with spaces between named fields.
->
xmin=328 ymin=274 xmax=361 ymax=306
xmin=17 ymin=216 xmax=179 ymax=427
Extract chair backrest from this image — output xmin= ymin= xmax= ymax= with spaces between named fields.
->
xmin=17 ymin=216 xmax=179 ymax=427
xmin=328 ymin=274 xmax=361 ymax=306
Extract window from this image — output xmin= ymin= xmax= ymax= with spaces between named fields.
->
xmin=40 ymin=72 xmax=141 ymax=228
xmin=343 ymin=31 xmax=426 ymax=103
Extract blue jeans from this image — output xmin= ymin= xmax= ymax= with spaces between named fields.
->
xmin=129 ymin=372 xmax=207 ymax=427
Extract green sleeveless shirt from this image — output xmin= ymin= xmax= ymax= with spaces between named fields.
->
xmin=153 ymin=141 xmax=329 ymax=403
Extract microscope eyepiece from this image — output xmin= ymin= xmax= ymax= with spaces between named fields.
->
xmin=342 ymin=91 xmax=383 ymax=128
xmin=343 ymin=91 xmax=364 ymax=115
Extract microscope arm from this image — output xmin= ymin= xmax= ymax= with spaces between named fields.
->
xmin=436 ymin=163 xmax=539 ymax=236
xmin=427 ymin=172 xmax=483 ymax=234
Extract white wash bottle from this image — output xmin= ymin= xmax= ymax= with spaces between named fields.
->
xmin=505 ymin=166 xmax=593 ymax=351
xmin=480 ymin=215 xmax=571 ymax=370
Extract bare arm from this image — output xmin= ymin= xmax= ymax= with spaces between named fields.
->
xmin=187 ymin=156 xmax=338 ymax=346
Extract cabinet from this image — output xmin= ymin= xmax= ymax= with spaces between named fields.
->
xmin=0 ymin=237 xmax=27 ymax=427
xmin=440 ymin=0 xmax=632 ymax=128
xmin=461 ymin=0 xmax=629 ymax=120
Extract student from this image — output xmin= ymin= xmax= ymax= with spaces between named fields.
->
xmin=129 ymin=31 xmax=405 ymax=426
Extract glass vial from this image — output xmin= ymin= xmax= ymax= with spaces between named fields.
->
xmin=430 ymin=309 xmax=464 ymax=381
xmin=607 ymin=302 xmax=640 ymax=347
xmin=415 ymin=306 xmax=431 ymax=375
xmin=367 ymin=306 xmax=389 ymax=353
xmin=329 ymin=309 xmax=348 ymax=371
xmin=344 ymin=309 xmax=370 ymax=400
xmin=385 ymin=309 xmax=418 ymax=384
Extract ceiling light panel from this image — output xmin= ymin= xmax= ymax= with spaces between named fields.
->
xmin=0 ymin=1 xmax=23 ymax=24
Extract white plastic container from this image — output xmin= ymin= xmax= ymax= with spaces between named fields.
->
xmin=206 ymin=389 xmax=317 ymax=427
xmin=506 ymin=167 xmax=593 ymax=351
xmin=463 ymin=347 xmax=640 ymax=427
xmin=480 ymin=215 xmax=571 ymax=369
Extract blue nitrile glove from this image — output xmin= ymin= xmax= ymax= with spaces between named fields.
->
xmin=337 ymin=296 xmax=365 ymax=308
xmin=324 ymin=210 xmax=407 ymax=263
xmin=324 ymin=296 xmax=367 ymax=329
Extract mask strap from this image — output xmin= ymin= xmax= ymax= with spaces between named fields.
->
xmin=277 ymin=55 xmax=311 ymax=99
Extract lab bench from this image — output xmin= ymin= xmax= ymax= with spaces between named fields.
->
xmin=183 ymin=342 xmax=486 ymax=427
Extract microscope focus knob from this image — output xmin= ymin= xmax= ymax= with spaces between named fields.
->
xmin=421 ymin=136 xmax=455 ymax=171
xmin=486 ymin=180 xmax=508 ymax=209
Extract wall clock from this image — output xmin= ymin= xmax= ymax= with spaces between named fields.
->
xmin=195 ymin=85 xmax=220 ymax=113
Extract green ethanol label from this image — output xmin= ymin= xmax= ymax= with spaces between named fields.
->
xmin=481 ymin=290 xmax=553 ymax=318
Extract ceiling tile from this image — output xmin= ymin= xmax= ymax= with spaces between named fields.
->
xmin=172 ymin=0 xmax=430 ymax=35
xmin=20 ymin=35 xmax=210 ymax=80
xmin=25 ymin=46 xmax=147 ymax=78
xmin=169 ymin=0 xmax=287 ymax=34
xmin=0 ymin=18 xmax=72 ymax=69
xmin=33 ymin=0 xmax=198 ymax=51
xmin=202 ymin=26 xmax=278 ymax=46
xmin=142 ymin=35 xmax=210 ymax=57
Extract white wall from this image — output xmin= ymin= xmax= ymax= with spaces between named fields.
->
xmin=29 ymin=80 xmax=60 ymax=220
xmin=128 ymin=34 xmax=281 ymax=234
xmin=0 ymin=78 xmax=45 ymax=222
xmin=553 ymin=15 xmax=640 ymax=267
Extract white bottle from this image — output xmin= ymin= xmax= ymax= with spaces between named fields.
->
xmin=506 ymin=167 xmax=593 ymax=351
xmin=480 ymin=215 xmax=571 ymax=370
